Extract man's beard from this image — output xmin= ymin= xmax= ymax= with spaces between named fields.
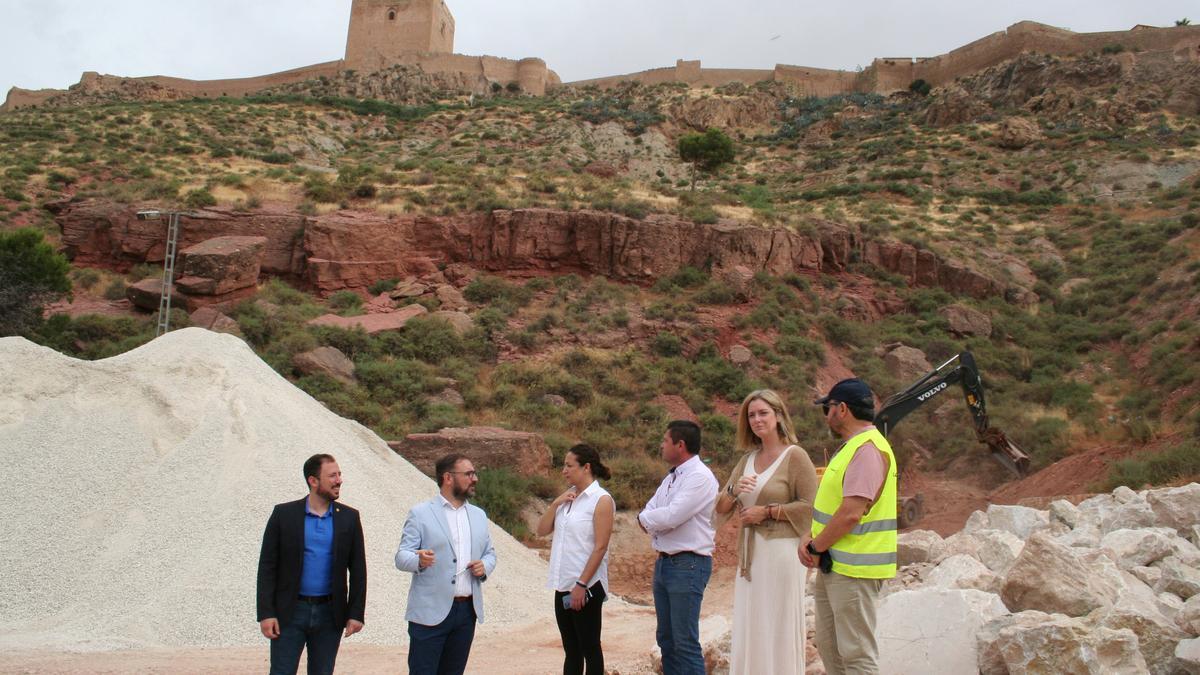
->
xmin=318 ymin=484 xmax=340 ymax=502
xmin=453 ymin=484 xmax=475 ymax=501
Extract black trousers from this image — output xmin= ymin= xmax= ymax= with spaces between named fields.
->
xmin=553 ymin=581 xmax=607 ymax=675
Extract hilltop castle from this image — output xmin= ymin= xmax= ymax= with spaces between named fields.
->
xmin=3 ymin=2 xmax=1199 ymax=112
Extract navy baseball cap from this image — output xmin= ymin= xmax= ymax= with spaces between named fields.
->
xmin=814 ymin=378 xmax=874 ymax=408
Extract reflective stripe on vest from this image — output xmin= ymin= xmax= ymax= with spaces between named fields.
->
xmin=811 ymin=427 xmax=898 ymax=579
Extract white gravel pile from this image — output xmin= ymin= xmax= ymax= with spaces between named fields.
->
xmin=0 ymin=328 xmax=549 ymax=650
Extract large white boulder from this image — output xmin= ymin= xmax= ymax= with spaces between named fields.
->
xmin=1049 ymin=499 xmax=1082 ymax=528
xmin=1132 ymin=565 xmax=1163 ymax=589
xmin=982 ymin=613 xmax=1148 ymax=674
xmin=1180 ymin=595 xmax=1200 ymax=635
xmin=897 ymin=529 xmax=943 ymax=566
xmin=927 ymin=554 xmax=1000 ymax=593
xmin=1177 ymin=638 xmax=1200 ymax=675
xmin=1147 ymin=483 xmax=1200 ymax=536
xmin=974 ymin=529 xmax=1025 ymax=574
xmin=963 ymin=510 xmax=990 ymax=534
xmin=1157 ymin=556 xmax=1200 ymax=600
xmin=1101 ymin=528 xmax=1177 ymax=569
xmin=932 ymin=531 xmax=980 ymax=564
xmin=1095 ymin=593 xmax=1190 ymax=674
xmin=1001 ymin=532 xmax=1122 ymax=616
xmin=985 ymin=504 xmax=1050 ymax=539
xmin=1056 ymin=523 xmax=1103 ymax=549
xmin=877 ymin=588 xmax=1008 ymax=675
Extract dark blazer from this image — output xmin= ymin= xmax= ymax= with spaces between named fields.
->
xmin=256 ymin=497 xmax=367 ymax=629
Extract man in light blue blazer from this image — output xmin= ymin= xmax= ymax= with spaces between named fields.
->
xmin=395 ymin=453 xmax=497 ymax=675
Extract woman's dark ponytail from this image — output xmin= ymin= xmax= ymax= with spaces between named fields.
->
xmin=568 ymin=443 xmax=611 ymax=481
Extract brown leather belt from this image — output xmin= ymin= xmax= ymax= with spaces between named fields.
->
xmin=453 ymin=596 xmax=473 ymax=602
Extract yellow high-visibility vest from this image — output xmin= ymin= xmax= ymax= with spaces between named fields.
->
xmin=811 ymin=427 xmax=898 ymax=579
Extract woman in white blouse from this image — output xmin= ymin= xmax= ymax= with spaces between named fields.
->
xmin=536 ymin=444 xmax=616 ymax=675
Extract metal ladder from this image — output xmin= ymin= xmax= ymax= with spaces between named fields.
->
xmin=155 ymin=212 xmax=181 ymax=337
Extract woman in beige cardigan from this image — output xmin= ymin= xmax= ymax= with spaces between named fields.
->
xmin=715 ymin=389 xmax=818 ymax=675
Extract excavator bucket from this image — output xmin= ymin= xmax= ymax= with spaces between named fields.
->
xmin=980 ymin=427 xmax=1031 ymax=478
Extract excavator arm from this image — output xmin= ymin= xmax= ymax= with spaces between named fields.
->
xmin=874 ymin=351 xmax=1031 ymax=477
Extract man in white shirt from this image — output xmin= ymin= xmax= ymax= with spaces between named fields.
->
xmin=638 ymin=420 xmax=718 ymax=675
xmin=395 ymin=454 xmax=497 ymax=675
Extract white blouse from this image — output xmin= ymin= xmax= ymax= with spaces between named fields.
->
xmin=547 ymin=481 xmax=614 ymax=593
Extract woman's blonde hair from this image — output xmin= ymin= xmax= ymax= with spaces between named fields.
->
xmin=735 ymin=389 xmax=799 ymax=452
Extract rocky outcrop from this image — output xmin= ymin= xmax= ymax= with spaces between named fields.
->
xmin=307 ymin=304 xmax=428 ymax=334
xmin=175 ymin=236 xmax=268 ymax=296
xmin=389 ymin=426 xmax=553 ymax=479
xmin=882 ymin=345 xmax=932 ymax=381
xmin=293 ymin=347 xmax=357 ymax=386
xmin=51 ymin=200 xmax=1035 ymax=304
xmin=995 ymin=116 xmax=1044 ymax=149
xmin=940 ymin=304 xmax=993 ymax=338
xmin=188 ymin=307 xmax=244 ymax=338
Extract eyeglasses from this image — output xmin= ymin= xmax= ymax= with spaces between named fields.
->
xmin=449 ymin=470 xmax=478 ymax=478
xmin=822 ymin=401 xmax=842 ymax=415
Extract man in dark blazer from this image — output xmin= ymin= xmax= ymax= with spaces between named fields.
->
xmin=258 ymin=454 xmax=367 ymax=675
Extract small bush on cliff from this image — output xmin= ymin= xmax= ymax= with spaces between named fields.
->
xmin=184 ymin=188 xmax=217 ymax=209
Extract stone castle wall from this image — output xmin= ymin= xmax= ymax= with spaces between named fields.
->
xmin=565 ymin=22 xmax=1200 ymax=94
xmin=345 ymin=0 xmax=456 ymax=72
xmin=6 ymin=18 xmax=1199 ymax=113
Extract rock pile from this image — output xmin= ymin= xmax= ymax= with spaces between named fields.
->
xmin=879 ymin=486 xmax=1200 ymax=674
xmin=0 ymin=329 xmax=549 ymax=650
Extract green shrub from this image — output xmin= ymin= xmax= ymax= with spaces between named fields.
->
xmin=368 ymin=278 xmax=399 ymax=295
xmin=328 ymin=290 xmax=363 ymax=314
xmin=183 ymin=188 xmax=217 ymax=208
xmin=355 ymin=358 xmax=427 ymax=402
xmin=776 ymin=335 xmax=824 ymax=363
xmin=473 ymin=468 xmax=532 ymax=538
xmin=694 ymin=280 xmax=737 ymax=305
xmin=652 ymin=332 xmax=684 ymax=357
xmin=1098 ymin=443 xmax=1200 ymax=491
xmin=376 ymin=316 xmax=463 ymax=365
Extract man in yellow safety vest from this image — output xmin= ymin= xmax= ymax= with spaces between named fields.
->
xmin=800 ymin=378 xmax=897 ymax=675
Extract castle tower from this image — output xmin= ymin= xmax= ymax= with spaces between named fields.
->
xmin=344 ymin=0 xmax=455 ymax=72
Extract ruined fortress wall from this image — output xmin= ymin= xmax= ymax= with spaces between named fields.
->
xmin=139 ymin=62 xmax=346 ymax=98
xmin=1 ymin=62 xmax=345 ymax=112
xmin=345 ymin=0 xmax=455 ymax=72
xmin=397 ymin=53 xmax=556 ymax=95
xmin=774 ymin=65 xmax=860 ymax=97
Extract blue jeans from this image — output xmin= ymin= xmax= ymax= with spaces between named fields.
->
xmin=408 ymin=600 xmax=477 ymax=675
xmin=269 ymin=601 xmax=342 ymax=675
xmin=652 ymin=553 xmax=711 ymax=675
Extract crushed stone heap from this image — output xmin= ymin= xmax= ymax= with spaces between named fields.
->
xmin=0 ymin=328 xmax=548 ymax=650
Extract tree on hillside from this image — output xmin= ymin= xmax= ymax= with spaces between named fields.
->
xmin=1177 ymin=18 xmax=1192 ymax=26
xmin=0 ymin=229 xmax=72 ymax=337
xmin=678 ymin=128 xmax=736 ymax=191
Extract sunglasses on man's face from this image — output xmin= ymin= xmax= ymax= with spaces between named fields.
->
xmin=822 ymin=401 xmax=841 ymax=415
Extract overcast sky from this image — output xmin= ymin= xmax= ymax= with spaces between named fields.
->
xmin=2 ymin=1 xmax=1196 ymax=95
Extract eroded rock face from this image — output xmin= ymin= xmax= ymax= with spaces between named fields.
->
xmin=996 ymin=116 xmax=1044 ymax=149
xmin=389 ymin=426 xmax=552 ymax=479
xmin=52 ymin=201 xmax=1034 ymax=304
xmin=883 ymin=345 xmax=932 ymax=381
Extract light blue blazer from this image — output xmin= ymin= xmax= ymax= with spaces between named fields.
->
xmin=394 ymin=497 xmax=497 ymax=626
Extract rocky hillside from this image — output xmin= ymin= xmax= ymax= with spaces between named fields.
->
xmin=1 ymin=48 xmax=1197 ymax=512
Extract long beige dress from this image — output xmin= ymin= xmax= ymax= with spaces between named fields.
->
xmin=730 ymin=448 xmax=807 ymax=675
